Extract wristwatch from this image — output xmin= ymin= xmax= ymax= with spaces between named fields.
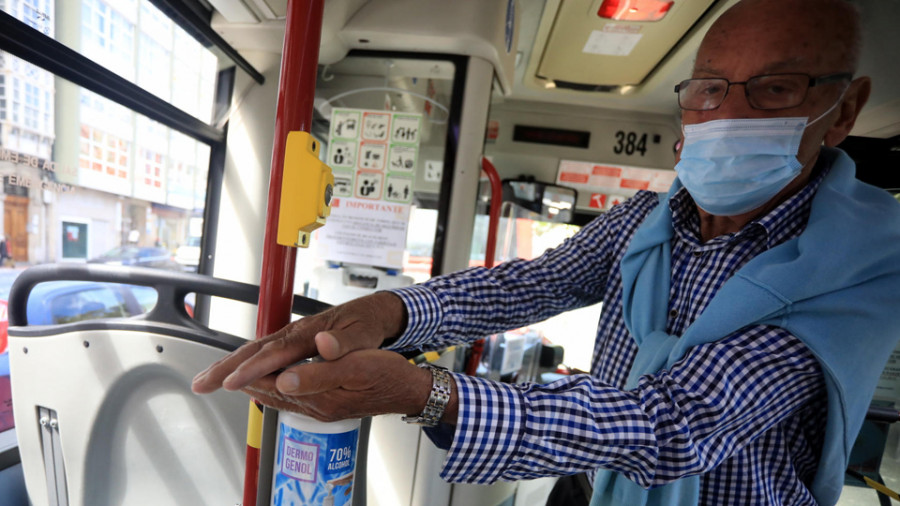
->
xmin=402 ymin=363 xmax=452 ymax=427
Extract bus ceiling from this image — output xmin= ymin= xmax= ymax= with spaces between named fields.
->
xmin=207 ymin=0 xmax=519 ymax=95
xmin=204 ymin=0 xmax=899 ymax=138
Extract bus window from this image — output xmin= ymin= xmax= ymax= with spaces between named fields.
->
xmin=0 ymin=0 xmax=231 ymax=451
xmin=475 ymin=188 xmax=601 ymax=374
xmin=0 ymin=0 xmax=220 ymax=122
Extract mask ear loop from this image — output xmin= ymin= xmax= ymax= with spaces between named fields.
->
xmin=795 ymin=89 xmax=849 ymax=168
xmin=806 ymin=87 xmax=849 ymax=128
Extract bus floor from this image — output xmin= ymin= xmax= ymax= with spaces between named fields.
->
xmin=838 ymin=427 xmax=900 ymax=506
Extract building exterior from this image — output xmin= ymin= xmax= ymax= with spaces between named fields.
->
xmin=0 ymin=0 xmax=217 ymax=266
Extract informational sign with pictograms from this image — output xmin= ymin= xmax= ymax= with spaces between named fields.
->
xmin=332 ymin=172 xmax=354 ymax=198
xmin=328 ymin=108 xmax=421 ymax=205
xmin=331 ymin=110 xmax=361 ymax=140
xmin=384 ymin=175 xmax=413 ymax=203
xmin=389 ymin=145 xmax=417 ymax=173
xmin=588 ymin=192 xmax=626 ymax=211
xmin=424 ymin=160 xmax=443 ymax=183
xmin=391 ymin=115 xmax=420 ymax=144
xmin=328 ymin=140 xmax=357 ymax=169
xmin=355 ymin=170 xmax=384 ymax=200
xmin=556 ymin=159 xmax=675 ymax=211
xmin=358 ymin=141 xmax=387 ymax=171
xmin=321 ymin=108 xmax=423 ymax=268
xmin=362 ymin=112 xmax=391 ymax=141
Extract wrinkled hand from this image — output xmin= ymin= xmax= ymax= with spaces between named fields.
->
xmin=191 ymin=292 xmax=406 ymax=394
xmin=239 ymin=349 xmax=433 ymax=421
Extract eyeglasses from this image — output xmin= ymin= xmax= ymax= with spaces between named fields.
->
xmin=674 ymin=73 xmax=853 ymax=111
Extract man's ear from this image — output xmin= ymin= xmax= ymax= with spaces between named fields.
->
xmin=824 ymin=76 xmax=872 ymax=147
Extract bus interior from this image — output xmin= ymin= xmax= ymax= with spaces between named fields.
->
xmin=0 ymin=0 xmax=899 ymax=505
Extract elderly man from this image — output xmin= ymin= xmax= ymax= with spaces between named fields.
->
xmin=193 ymin=0 xmax=900 ymax=504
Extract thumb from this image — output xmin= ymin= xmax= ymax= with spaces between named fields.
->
xmin=316 ymin=330 xmax=371 ymax=360
xmin=315 ymin=331 xmax=343 ymax=360
xmin=275 ymin=360 xmax=338 ymax=395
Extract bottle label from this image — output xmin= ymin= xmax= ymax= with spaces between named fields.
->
xmin=272 ymin=421 xmax=358 ymax=506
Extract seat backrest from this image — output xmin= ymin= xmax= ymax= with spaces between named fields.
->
xmin=9 ymin=325 xmax=247 ymax=506
xmin=5 ymin=264 xmax=332 ymax=506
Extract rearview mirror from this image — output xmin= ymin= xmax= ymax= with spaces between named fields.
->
xmin=502 ymin=179 xmax=577 ymax=223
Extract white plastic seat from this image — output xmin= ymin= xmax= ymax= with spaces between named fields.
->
xmin=9 ymin=325 xmax=247 ymax=506
xmin=3 ymin=264 xmax=334 ymax=506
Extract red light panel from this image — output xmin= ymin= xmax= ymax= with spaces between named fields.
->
xmin=598 ymin=0 xmax=674 ymax=22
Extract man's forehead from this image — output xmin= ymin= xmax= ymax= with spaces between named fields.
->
xmin=693 ymin=57 xmax=810 ymax=78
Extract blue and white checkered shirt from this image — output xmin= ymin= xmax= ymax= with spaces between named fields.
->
xmin=390 ymin=165 xmax=829 ymax=505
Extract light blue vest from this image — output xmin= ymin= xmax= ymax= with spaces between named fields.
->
xmin=592 ymin=148 xmax=900 ymax=506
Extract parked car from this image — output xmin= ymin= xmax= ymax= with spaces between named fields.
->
xmin=174 ymin=236 xmax=201 ymax=272
xmin=25 ymin=280 xmax=158 ymax=325
xmin=0 ymin=274 xmax=194 ymax=358
xmin=88 ymin=246 xmax=182 ymax=271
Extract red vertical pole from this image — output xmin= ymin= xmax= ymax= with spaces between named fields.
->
xmin=480 ymin=157 xmax=502 ymax=270
xmin=243 ymin=1 xmax=325 ymax=505
xmin=465 ymin=158 xmax=503 ymax=376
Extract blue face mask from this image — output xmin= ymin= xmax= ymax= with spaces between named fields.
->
xmin=675 ymin=100 xmax=840 ymax=216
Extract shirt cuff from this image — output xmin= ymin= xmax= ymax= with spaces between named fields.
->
xmin=438 ymin=373 xmax=526 ymax=484
xmin=387 ymin=284 xmax=443 ymax=350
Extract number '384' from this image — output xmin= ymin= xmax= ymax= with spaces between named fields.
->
xmin=614 ymin=131 xmax=648 ymax=156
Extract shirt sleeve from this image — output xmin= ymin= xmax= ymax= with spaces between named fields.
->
xmin=386 ymin=195 xmax=658 ymax=352
xmin=437 ymin=325 xmax=825 ymax=487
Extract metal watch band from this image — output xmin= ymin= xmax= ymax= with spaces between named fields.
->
xmin=402 ymin=363 xmax=451 ymax=427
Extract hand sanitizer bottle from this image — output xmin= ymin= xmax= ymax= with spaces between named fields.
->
xmin=270 ymin=411 xmax=360 ymax=506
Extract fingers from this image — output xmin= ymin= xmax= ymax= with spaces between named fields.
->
xmin=241 ymin=376 xmax=345 ymax=421
xmin=273 ymin=350 xmax=397 ymax=396
xmin=192 ymin=292 xmax=406 ymax=396
xmin=241 ymin=385 xmax=305 ymax=413
xmin=220 ymin=335 xmax=314 ymax=391
xmin=191 ymin=324 xmax=317 ymax=394
xmin=234 ymin=350 xmax=434 ymax=422
xmin=191 ymin=338 xmax=266 ymax=394
xmin=276 ymin=359 xmax=341 ymax=395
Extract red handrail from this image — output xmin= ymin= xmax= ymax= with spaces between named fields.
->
xmin=465 ymin=157 xmax=503 ymax=376
xmin=244 ymin=1 xmax=325 ymax=505
xmin=482 ymin=157 xmax=502 ymax=270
